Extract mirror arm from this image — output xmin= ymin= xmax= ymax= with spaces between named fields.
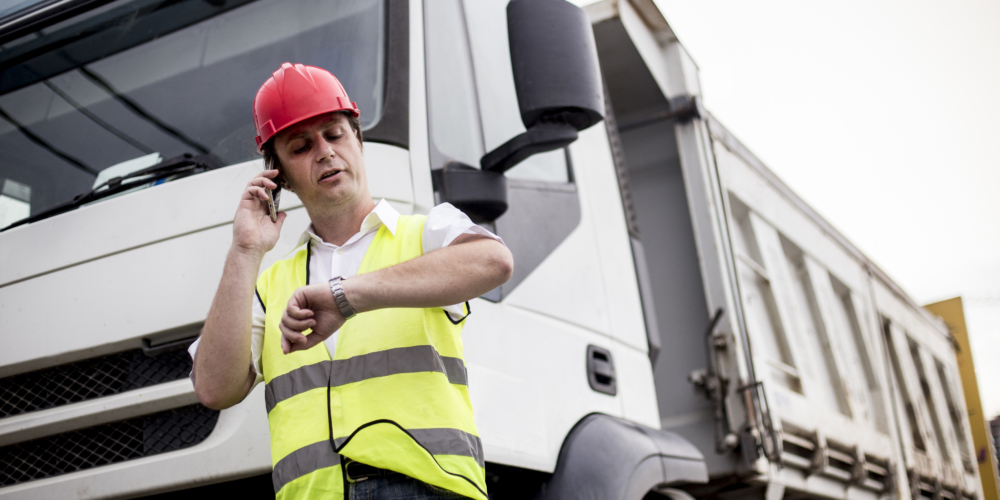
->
xmin=432 ymin=162 xmax=508 ymax=223
xmin=480 ymin=122 xmax=579 ymax=173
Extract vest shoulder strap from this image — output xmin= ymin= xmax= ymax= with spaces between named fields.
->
xmin=358 ymin=214 xmax=425 ymax=275
xmin=256 ymin=244 xmax=309 ymax=308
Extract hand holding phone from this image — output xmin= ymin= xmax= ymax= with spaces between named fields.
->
xmin=233 ymin=168 xmax=285 ymax=256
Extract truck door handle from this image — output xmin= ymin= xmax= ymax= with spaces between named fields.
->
xmin=587 ymin=345 xmax=617 ymax=395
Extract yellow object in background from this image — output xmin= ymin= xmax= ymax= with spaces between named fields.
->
xmin=926 ymin=297 xmax=1000 ymax=500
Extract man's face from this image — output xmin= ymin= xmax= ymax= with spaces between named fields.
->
xmin=273 ymin=112 xmax=366 ymax=210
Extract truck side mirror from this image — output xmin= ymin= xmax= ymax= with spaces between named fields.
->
xmin=437 ymin=0 xmax=603 ymax=222
xmin=481 ymin=0 xmax=605 ymax=173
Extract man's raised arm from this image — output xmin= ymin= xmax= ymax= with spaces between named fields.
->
xmin=278 ymin=234 xmax=512 ymax=354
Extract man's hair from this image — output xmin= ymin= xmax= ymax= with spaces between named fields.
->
xmin=261 ymin=112 xmax=363 ymax=191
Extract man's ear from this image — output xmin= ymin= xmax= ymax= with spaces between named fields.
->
xmin=277 ymin=166 xmax=295 ymax=193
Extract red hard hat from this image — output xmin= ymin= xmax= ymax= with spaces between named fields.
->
xmin=253 ymin=62 xmax=360 ymax=151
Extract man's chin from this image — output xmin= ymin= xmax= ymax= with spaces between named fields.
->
xmin=318 ymin=186 xmax=361 ymax=206
xmin=315 ymin=179 xmax=348 ymax=196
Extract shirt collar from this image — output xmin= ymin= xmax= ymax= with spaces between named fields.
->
xmin=297 ymin=199 xmax=399 ymax=248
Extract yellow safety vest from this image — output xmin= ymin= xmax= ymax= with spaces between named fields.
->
xmin=256 ymin=215 xmax=487 ymax=500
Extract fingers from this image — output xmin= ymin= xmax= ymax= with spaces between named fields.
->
xmin=279 ymin=288 xmax=338 ymax=354
xmin=249 ymin=174 xmax=279 ymax=191
xmin=242 ymin=172 xmax=278 ymax=203
xmin=240 ymin=183 xmax=270 ymax=203
xmin=279 ymin=314 xmax=315 ymax=354
xmin=279 ymin=291 xmax=317 ymax=354
xmin=279 ymin=320 xmax=325 ymax=354
xmin=287 ymin=301 xmax=314 ymax=320
xmin=282 ymin=313 xmax=315 ymax=332
xmin=280 ymin=301 xmax=316 ymax=334
xmin=252 ymin=186 xmax=270 ymax=203
xmin=285 ymin=333 xmax=324 ymax=354
xmin=279 ymin=330 xmax=313 ymax=355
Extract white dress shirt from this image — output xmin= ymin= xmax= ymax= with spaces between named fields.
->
xmin=189 ymin=200 xmax=503 ymax=388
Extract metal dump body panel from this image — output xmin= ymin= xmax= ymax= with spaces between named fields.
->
xmin=587 ymin=1 xmax=984 ymax=498
xmin=875 ymin=279 xmax=982 ymax=498
xmin=709 ymin=105 xmax=982 ymax=498
xmin=712 ymin=122 xmax=902 ymax=493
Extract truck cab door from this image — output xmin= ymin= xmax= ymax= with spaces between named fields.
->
xmin=419 ymin=0 xmax=666 ymax=473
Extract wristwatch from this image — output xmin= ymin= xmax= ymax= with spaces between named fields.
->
xmin=328 ymin=276 xmax=356 ymax=320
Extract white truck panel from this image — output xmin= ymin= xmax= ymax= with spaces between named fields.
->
xmin=572 ymin=122 xmax=650 ymax=353
xmin=407 ymin=0 xmax=435 ymax=215
xmin=0 ymin=208 xmax=311 ymax=376
xmin=468 ymin=123 xmax=659 ymax=470
xmin=0 ymin=161 xmax=262 ymax=288
xmin=614 ymin=340 xmax=662 ymax=429
xmin=463 ymin=300 xmax=624 ymax=473
xmin=0 ymin=143 xmax=413 ymax=288
xmin=502 ymin=214 xmax=611 ymax=336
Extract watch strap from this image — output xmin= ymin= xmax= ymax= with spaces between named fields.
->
xmin=328 ymin=276 xmax=356 ymax=319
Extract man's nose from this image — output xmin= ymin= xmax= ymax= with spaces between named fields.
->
xmin=314 ymin=133 xmax=335 ymax=162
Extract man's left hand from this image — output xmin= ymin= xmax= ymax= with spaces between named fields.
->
xmin=279 ymin=283 xmax=346 ymax=354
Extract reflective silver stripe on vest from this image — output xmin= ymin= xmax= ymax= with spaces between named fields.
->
xmin=440 ymin=356 xmax=468 ymax=386
xmin=265 ymin=345 xmax=468 ymax=413
xmin=265 ymin=362 xmax=330 ymax=413
xmin=272 ymin=440 xmax=340 ymax=494
xmin=273 ymin=428 xmax=483 ymax=492
xmin=334 ymin=427 xmax=485 ymax=468
xmin=411 ymin=427 xmax=485 ymax=468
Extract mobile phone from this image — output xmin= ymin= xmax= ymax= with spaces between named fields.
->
xmin=265 ymin=160 xmax=281 ymax=223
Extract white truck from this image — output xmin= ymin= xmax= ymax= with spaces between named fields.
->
xmin=0 ymin=0 xmax=983 ymax=498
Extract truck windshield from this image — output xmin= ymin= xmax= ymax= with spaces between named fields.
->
xmin=0 ymin=0 xmax=384 ymax=229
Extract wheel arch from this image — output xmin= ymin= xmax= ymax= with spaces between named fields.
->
xmin=539 ymin=413 xmax=708 ymax=500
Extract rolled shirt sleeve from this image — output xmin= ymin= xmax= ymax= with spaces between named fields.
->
xmin=422 ymin=203 xmax=504 ymax=252
xmin=422 ymin=203 xmax=504 ymax=321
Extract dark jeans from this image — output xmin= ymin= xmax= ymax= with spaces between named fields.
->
xmin=347 ymin=472 xmax=470 ymax=500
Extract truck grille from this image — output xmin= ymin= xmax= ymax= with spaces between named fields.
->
xmin=0 ymin=347 xmax=192 ymax=419
xmin=0 ymin=404 xmax=219 ymax=487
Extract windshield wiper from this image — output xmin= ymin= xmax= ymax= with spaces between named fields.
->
xmin=1 ymin=153 xmax=221 ymax=232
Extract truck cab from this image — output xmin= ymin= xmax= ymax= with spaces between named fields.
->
xmin=0 ymin=0 xmax=705 ymax=497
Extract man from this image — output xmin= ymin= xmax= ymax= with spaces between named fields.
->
xmin=190 ymin=63 xmax=512 ymax=500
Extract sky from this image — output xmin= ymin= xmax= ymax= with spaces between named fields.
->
xmin=636 ymin=0 xmax=1000 ymax=419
